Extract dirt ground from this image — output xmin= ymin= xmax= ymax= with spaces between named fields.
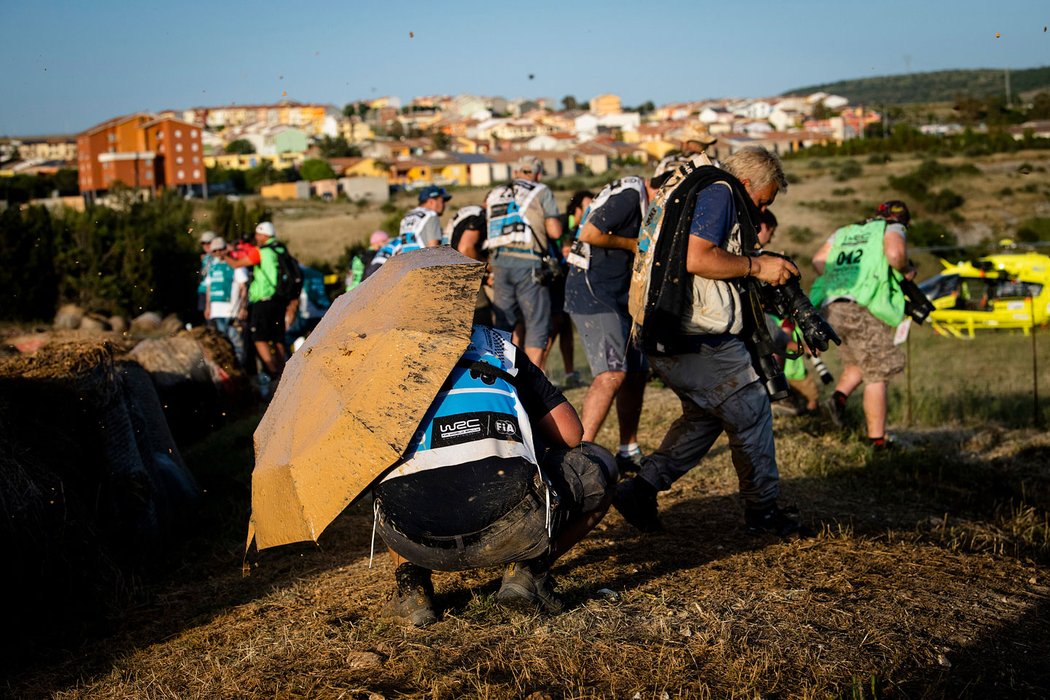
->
xmin=7 ymin=383 xmax=1048 ymax=698
xmin=6 ymin=150 xmax=1050 ymax=698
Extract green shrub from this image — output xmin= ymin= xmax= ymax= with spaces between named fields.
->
xmin=1015 ymin=217 xmax=1050 ymax=242
xmin=867 ymin=153 xmax=892 ymax=164
xmin=832 ymin=187 xmax=855 ymax=196
xmin=907 ymin=219 xmax=958 ymax=248
xmin=926 ymin=188 xmax=965 ymax=213
xmin=834 ymin=159 xmax=863 ymax=181
xmin=786 ymin=226 xmax=818 ymax=244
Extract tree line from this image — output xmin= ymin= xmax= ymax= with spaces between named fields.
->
xmin=0 ymin=192 xmax=270 ymax=323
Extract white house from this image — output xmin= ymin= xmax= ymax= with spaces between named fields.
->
xmin=743 ymin=101 xmax=773 ymax=120
xmin=823 ymin=94 xmax=850 ymax=110
xmin=769 ymin=107 xmax=802 ymax=132
xmin=574 ymin=113 xmax=600 ymax=140
xmin=598 ymin=111 xmax=642 ymax=131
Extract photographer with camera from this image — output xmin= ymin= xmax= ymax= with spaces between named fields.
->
xmin=483 ymin=156 xmax=563 ymax=369
xmin=811 ymin=200 xmax=915 ymax=449
xmin=758 ymin=210 xmax=823 ymax=415
xmin=614 ymin=147 xmax=808 ymax=537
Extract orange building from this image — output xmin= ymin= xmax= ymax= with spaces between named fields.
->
xmin=77 ymin=113 xmax=206 ymax=199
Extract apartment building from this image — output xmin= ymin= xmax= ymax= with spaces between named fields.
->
xmin=77 ymin=113 xmax=205 ymax=198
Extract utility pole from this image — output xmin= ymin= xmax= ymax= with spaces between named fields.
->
xmin=1005 ymin=68 xmax=1012 ymax=108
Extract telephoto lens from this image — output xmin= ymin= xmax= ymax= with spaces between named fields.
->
xmin=809 ymin=355 xmax=834 ymax=384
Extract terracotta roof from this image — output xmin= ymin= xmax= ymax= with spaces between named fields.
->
xmin=79 ymin=113 xmax=151 ymax=137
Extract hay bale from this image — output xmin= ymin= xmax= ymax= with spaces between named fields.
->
xmin=0 ymin=339 xmax=194 ymax=654
xmin=131 ymin=312 xmax=162 ymax=334
xmin=129 ymin=336 xmax=212 ymax=387
xmin=53 ymin=304 xmax=84 ymax=330
xmin=188 ymin=326 xmax=241 ymax=377
xmin=128 ymin=334 xmax=226 ymax=441
xmin=80 ymin=313 xmax=112 ymax=332
xmin=160 ymin=314 xmax=184 ymax=335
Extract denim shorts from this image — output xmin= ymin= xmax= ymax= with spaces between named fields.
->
xmin=491 ymin=265 xmax=551 ymax=350
xmin=571 ymin=310 xmax=647 ymax=375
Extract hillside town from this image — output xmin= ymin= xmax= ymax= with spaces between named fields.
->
xmin=2 ymin=91 xmax=886 ymax=207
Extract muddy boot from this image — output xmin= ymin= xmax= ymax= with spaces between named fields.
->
xmin=497 ymin=561 xmax=565 ymax=614
xmin=745 ymin=502 xmax=813 ymax=539
xmin=384 ymin=563 xmax=437 ymax=627
xmin=615 ymin=450 xmax=644 ymax=477
xmin=612 ymin=476 xmax=663 ymax=533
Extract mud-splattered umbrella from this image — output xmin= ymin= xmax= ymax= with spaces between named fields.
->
xmin=246 ymin=248 xmax=485 ymax=552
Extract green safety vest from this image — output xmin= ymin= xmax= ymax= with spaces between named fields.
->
xmin=820 ymin=219 xmax=904 ymax=326
xmin=249 ymin=241 xmax=281 ymax=303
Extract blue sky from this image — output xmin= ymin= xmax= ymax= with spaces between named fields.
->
xmin=0 ymin=0 xmax=1046 ymax=136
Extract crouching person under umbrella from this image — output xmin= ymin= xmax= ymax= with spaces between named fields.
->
xmin=373 ymin=324 xmax=618 ymax=626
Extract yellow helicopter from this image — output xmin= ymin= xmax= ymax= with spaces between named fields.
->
xmin=918 ymin=244 xmax=1050 ymax=338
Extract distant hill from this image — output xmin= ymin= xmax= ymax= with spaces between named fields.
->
xmin=784 ymin=67 xmax=1050 ymax=105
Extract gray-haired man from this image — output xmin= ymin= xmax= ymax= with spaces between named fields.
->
xmin=614 ymin=147 xmax=808 ymax=537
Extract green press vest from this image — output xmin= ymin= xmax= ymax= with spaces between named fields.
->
xmin=822 ymin=220 xmax=905 ymax=326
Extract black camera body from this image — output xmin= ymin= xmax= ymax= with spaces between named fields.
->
xmin=754 ymin=253 xmax=841 ymax=353
xmin=899 ymin=276 xmax=935 ymax=324
xmin=742 ymin=252 xmax=841 ymax=400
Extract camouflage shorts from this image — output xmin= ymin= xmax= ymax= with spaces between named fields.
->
xmin=825 ymin=301 xmax=905 ymax=383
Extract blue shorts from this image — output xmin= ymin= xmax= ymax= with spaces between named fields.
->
xmin=571 ymin=311 xmax=647 ymax=375
xmin=491 ymin=265 xmax=551 ymax=350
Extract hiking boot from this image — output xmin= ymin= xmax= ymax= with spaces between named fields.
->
xmin=497 ymin=561 xmax=564 ymax=614
xmin=615 ymin=451 xmax=644 ymax=477
xmin=561 ymin=371 xmax=583 ymax=390
xmin=823 ymin=395 xmax=847 ymax=428
xmin=383 ymin=563 xmax=437 ymax=627
xmin=745 ymin=502 xmax=812 ymax=538
xmin=612 ymin=477 xmax=663 ymax=533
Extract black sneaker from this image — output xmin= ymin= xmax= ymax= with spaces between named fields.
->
xmin=745 ymin=503 xmax=811 ymax=538
xmin=561 ymin=371 xmax=583 ymax=390
xmin=612 ymin=477 xmax=663 ymax=533
xmin=615 ymin=451 xmax=644 ymax=477
xmin=383 ymin=563 xmax=437 ymax=627
xmin=497 ymin=561 xmax=565 ymax=614
xmin=869 ymin=434 xmax=899 ymax=451
xmin=822 ymin=395 xmax=846 ymax=427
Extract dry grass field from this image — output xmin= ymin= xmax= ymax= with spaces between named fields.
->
xmin=8 ymin=360 xmax=1048 ymax=698
xmin=217 ymin=149 xmax=1050 ymax=276
xmin=6 ymin=150 xmax=1050 ymax=698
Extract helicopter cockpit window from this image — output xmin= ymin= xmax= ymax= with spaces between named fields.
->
xmin=919 ymin=274 xmax=959 ymax=303
xmin=990 ymin=280 xmax=1043 ymax=300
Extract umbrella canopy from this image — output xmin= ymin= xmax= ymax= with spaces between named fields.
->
xmin=247 ymin=248 xmax=485 ymax=552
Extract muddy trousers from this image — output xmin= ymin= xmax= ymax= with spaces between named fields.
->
xmin=639 ymin=361 xmax=780 ymax=508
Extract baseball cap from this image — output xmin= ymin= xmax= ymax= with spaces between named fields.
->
xmin=209 ymin=236 xmax=227 ymax=252
xmin=370 ymin=230 xmax=390 ymax=247
xmin=199 ymin=231 xmax=216 ymax=244
xmin=255 ymin=221 xmax=276 ymax=238
xmin=417 ymin=185 xmax=452 ymax=203
xmin=876 ymin=200 xmax=911 ymax=226
xmin=514 ymin=155 xmax=544 ymax=175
